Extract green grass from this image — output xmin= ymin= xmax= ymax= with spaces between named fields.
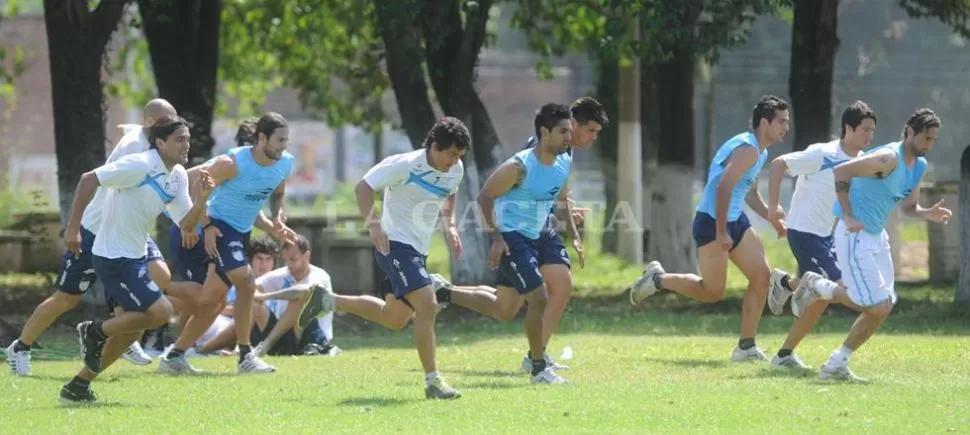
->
xmin=2 ymin=302 xmax=968 ymax=433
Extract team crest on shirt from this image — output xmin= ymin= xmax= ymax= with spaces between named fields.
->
xmin=419 ymin=267 xmax=429 ymax=278
xmin=232 ymin=249 xmax=245 ymax=262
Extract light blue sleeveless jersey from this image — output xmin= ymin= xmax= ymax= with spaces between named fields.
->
xmin=496 ymin=148 xmax=571 ymax=239
xmin=208 ymin=146 xmax=294 ymax=233
xmin=696 ymin=132 xmax=767 ymax=221
xmin=834 ymin=142 xmax=926 ymax=234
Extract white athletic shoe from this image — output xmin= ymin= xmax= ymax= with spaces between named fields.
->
xmin=531 ymin=367 xmax=568 ymax=384
xmin=730 ymin=345 xmax=768 ymax=362
xmin=122 ymin=341 xmax=153 ymax=366
xmin=4 ymin=341 xmax=31 ymax=376
xmin=768 ymin=269 xmax=793 ymax=315
xmin=771 ymin=353 xmax=811 ymax=370
xmin=791 ymin=271 xmax=824 ymax=318
xmin=520 ymin=352 xmax=569 ymax=373
xmin=238 ymin=352 xmax=276 ymax=374
xmin=156 ymin=354 xmax=202 ymax=375
xmin=429 ymin=273 xmax=452 ymax=313
xmin=630 ymin=261 xmax=665 ymax=305
xmin=819 ymin=363 xmax=867 ymax=383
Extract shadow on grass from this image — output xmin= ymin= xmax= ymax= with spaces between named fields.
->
xmin=336 ymin=397 xmax=421 ymax=408
xmin=52 ymin=400 xmax=154 ymax=410
xmin=642 ymin=357 xmax=730 ymax=369
xmin=15 ymin=284 xmax=968 ymax=357
xmin=327 ymin=286 xmax=969 ymax=351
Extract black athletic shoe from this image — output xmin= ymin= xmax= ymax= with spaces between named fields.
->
xmin=76 ymin=321 xmax=105 ymax=374
xmin=59 ymin=382 xmax=97 ymax=405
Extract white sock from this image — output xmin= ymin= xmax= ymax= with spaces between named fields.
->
xmin=826 ymin=345 xmax=853 ymax=367
xmin=814 ymin=278 xmax=838 ymax=300
xmin=424 ymin=371 xmax=440 ymax=385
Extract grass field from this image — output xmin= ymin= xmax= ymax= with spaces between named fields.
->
xmin=3 ymin=195 xmax=966 ymax=432
xmin=2 ymin=302 xmax=968 ymax=433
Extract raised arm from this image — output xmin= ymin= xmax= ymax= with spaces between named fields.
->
xmin=477 ymin=161 xmax=524 ymax=243
xmin=715 ymin=145 xmax=759 ymax=234
xmin=833 ymin=149 xmax=897 ymax=220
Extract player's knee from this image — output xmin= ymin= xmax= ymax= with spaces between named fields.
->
xmin=867 ymin=298 xmax=893 ymax=318
xmin=526 ymin=288 xmax=549 ymax=310
xmin=146 ymin=299 xmax=174 ymax=327
xmin=494 ymin=304 xmax=519 ymax=321
xmin=750 ymin=268 xmax=771 ymax=294
xmin=409 ymin=288 xmax=438 ymax=320
xmin=698 ymin=280 xmax=726 ymax=302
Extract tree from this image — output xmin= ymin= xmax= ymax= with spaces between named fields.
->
xmin=137 ymin=0 xmax=222 ymax=165
xmin=787 ymin=0 xmax=970 ymax=151
xmin=958 ymin=145 xmax=970 ymax=309
xmin=513 ymin=1 xmax=786 ymax=271
xmin=109 ymin=0 xmax=503 ymax=284
xmin=787 ymin=0 xmax=839 ymax=152
xmin=44 ymin=0 xmax=129 ymax=224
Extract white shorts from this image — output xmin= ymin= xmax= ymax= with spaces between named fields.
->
xmin=834 ymin=220 xmax=897 ymax=308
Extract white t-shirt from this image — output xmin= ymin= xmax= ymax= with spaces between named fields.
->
xmin=92 ymin=149 xmax=192 ymax=259
xmin=779 ymin=140 xmax=855 ymax=237
xmin=362 ymin=149 xmax=464 ymax=254
xmin=256 ymin=264 xmax=334 ymax=341
xmin=81 ymin=125 xmax=151 ymax=233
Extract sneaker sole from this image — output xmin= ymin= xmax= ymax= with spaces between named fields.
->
xmin=298 ymin=285 xmax=323 ymax=329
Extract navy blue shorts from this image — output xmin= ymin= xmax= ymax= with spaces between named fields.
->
xmin=211 ymin=218 xmax=252 ymax=279
xmin=56 ymin=226 xmax=98 ymax=295
xmin=692 ymin=212 xmax=751 ymax=252
xmin=93 ymin=255 xmax=163 ymax=312
xmin=58 ymin=227 xmax=163 ymax=295
xmin=373 ymin=241 xmax=432 ymax=300
xmin=787 ymin=228 xmax=842 ymax=281
xmin=497 ymin=228 xmax=570 ymax=294
xmin=169 ymin=224 xmax=212 ymax=285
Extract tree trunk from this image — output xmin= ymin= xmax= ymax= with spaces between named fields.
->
xmin=788 ymin=0 xmax=840 ymax=151
xmin=375 ymin=0 xmax=437 ymax=148
xmin=644 ymin=47 xmax=698 ymax=273
xmin=138 ymin=0 xmax=221 ymax=166
xmin=44 ymin=0 xmax=129 ymax=226
xmin=956 ymin=145 xmax=970 ymax=308
xmin=593 ymin=45 xmax=621 ymax=255
xmin=420 ymin=0 xmax=498 ymax=285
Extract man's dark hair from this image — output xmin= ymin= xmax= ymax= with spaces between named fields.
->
xmin=571 ymin=96 xmax=609 ymax=128
xmin=750 ymin=95 xmax=789 ymax=130
xmin=248 ymin=236 xmax=279 ymax=259
xmin=423 ymin=117 xmax=471 ymax=151
xmin=282 ymin=233 xmax=311 ymax=254
xmin=235 ymin=117 xmax=259 ymax=147
xmin=255 ymin=112 xmax=288 ymax=142
xmin=904 ymin=108 xmax=941 ymax=137
xmin=534 ymin=103 xmax=572 ymax=139
xmin=841 ymin=100 xmax=877 ymax=138
xmin=148 ymin=115 xmax=189 ymax=149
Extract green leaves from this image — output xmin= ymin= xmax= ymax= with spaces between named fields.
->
xmin=509 ymin=0 xmax=788 ymax=69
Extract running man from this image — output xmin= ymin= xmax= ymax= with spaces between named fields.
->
xmin=60 ymin=116 xmax=213 ymax=404
xmin=763 ymin=101 xmax=877 ymax=369
xmin=162 ymin=112 xmax=296 ymax=375
xmin=790 ymin=108 xmax=950 ymax=381
xmin=5 ymin=99 xmax=203 ymax=376
xmin=469 ymin=96 xmax=606 ymax=372
xmin=430 ymin=103 xmax=582 ymax=384
xmin=629 ymin=95 xmax=791 ymax=361
xmin=295 ymin=116 xmax=469 ymax=399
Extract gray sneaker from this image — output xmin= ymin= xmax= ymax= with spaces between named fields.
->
xmin=771 ymin=353 xmax=811 ymax=370
xmin=425 ymin=377 xmax=462 ymax=399
xmin=791 ymin=272 xmax=824 ymax=318
xmin=630 ymin=261 xmax=665 ymax=305
xmin=730 ymin=345 xmax=768 ymax=362
xmin=820 ymin=363 xmax=868 ymax=383
xmin=768 ymin=269 xmax=793 ymax=315
xmin=156 ymin=353 xmax=202 ymax=375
